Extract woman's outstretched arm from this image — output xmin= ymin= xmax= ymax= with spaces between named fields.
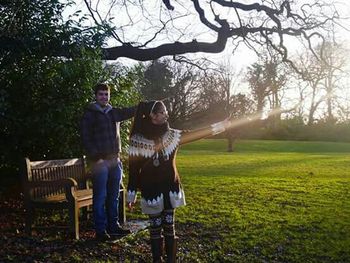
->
xmin=179 ymin=118 xmax=231 ymax=145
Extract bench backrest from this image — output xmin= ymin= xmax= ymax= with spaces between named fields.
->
xmin=24 ymin=157 xmax=88 ymax=199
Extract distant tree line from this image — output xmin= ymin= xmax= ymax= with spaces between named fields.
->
xmin=134 ymin=56 xmax=350 ymax=145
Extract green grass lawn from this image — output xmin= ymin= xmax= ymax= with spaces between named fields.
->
xmin=174 ymin=139 xmax=350 ymax=262
xmin=4 ymin=139 xmax=348 ymax=262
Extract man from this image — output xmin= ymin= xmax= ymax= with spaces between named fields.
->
xmin=81 ymin=83 xmax=135 ymax=241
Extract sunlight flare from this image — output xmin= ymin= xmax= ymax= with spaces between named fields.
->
xmin=227 ymin=104 xmax=300 ymax=131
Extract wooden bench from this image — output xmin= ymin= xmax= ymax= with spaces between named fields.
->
xmin=22 ymin=157 xmax=126 ymax=239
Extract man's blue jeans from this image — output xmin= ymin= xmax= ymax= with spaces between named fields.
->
xmin=92 ymin=159 xmax=122 ymax=234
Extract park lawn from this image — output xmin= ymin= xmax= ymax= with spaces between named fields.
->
xmin=174 ymin=139 xmax=350 ymax=262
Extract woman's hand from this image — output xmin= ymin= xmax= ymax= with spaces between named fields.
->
xmin=222 ymin=117 xmax=232 ymax=130
xmin=211 ymin=117 xmax=231 ymax=135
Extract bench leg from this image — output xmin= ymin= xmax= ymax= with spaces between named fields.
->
xmin=69 ymin=202 xmax=79 ymax=240
xmin=118 ymin=188 xmax=126 ymax=225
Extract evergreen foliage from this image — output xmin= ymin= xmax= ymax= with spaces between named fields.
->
xmin=0 ymin=0 xmax=140 ymax=186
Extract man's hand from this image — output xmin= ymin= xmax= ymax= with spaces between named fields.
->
xmin=96 ymin=159 xmax=104 ymax=164
xmin=128 ymin=202 xmax=135 ymax=212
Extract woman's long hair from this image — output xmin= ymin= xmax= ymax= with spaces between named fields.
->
xmin=130 ymin=101 xmax=169 ymax=140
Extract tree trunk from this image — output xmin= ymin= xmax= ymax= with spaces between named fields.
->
xmin=226 ymin=132 xmax=236 ymax=152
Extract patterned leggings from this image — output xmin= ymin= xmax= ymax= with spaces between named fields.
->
xmin=148 ymin=209 xmax=175 ymax=239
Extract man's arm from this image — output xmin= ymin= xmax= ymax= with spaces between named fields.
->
xmin=112 ymin=106 xmax=137 ymax=121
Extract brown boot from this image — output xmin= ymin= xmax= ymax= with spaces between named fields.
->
xmin=165 ymin=236 xmax=178 ymax=263
xmin=151 ymin=237 xmax=164 ymax=263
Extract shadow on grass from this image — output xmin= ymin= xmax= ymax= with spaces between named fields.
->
xmin=0 ymin=193 xmax=236 ymax=262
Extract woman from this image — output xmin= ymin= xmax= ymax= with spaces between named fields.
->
xmin=127 ymin=100 xmax=230 ymax=263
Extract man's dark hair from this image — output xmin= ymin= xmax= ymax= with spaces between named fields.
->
xmin=94 ymin=83 xmax=110 ymax=95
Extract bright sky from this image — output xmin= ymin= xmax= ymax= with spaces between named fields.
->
xmin=63 ymin=0 xmax=350 ymax=119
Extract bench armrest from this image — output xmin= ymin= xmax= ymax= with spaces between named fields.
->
xmin=64 ymin=178 xmax=81 ymax=202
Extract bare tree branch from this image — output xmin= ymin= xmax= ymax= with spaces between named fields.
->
xmin=103 ymin=25 xmax=230 ymax=60
xmin=76 ymin=0 xmax=343 ymax=64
